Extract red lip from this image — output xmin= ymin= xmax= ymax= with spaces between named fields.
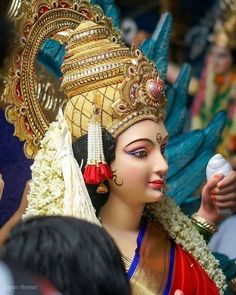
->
xmin=149 ymin=180 xmax=164 ymax=184
xmin=148 ymin=180 xmax=164 ymax=189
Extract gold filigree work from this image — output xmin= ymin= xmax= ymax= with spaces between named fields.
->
xmin=3 ymin=0 xmax=118 ymax=158
xmin=109 ymin=46 xmax=166 ymax=137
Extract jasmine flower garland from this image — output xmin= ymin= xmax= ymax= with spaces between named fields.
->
xmin=23 ymin=120 xmax=65 ymax=218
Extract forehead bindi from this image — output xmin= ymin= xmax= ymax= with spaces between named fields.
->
xmin=156 ymin=133 xmax=162 ymax=144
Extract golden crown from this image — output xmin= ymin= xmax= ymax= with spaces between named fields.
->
xmin=62 ymin=20 xmax=166 ymax=139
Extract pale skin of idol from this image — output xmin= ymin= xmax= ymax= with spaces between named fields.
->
xmin=100 ymin=120 xmax=236 ymax=261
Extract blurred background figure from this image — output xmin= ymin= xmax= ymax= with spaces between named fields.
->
xmin=165 ymin=0 xmax=236 ymax=168
xmin=191 ymin=9 xmax=236 ymax=168
xmin=1 ymin=216 xmax=130 ymax=295
xmin=119 ymin=0 xmax=218 ymax=61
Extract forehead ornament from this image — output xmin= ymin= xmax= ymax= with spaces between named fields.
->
xmin=156 ymin=133 xmax=162 ymax=144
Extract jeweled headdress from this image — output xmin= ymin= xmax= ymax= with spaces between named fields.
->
xmin=62 ymin=20 xmax=167 ymax=140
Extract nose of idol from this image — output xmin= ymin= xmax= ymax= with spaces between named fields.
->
xmin=152 ymin=151 xmax=168 ymax=176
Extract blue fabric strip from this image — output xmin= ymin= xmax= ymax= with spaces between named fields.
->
xmin=163 ymin=240 xmax=175 ymax=295
xmin=127 ymin=219 xmax=147 ymax=280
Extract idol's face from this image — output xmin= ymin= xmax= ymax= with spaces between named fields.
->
xmin=210 ymin=45 xmax=233 ymax=75
xmin=108 ymin=120 xmax=168 ymax=207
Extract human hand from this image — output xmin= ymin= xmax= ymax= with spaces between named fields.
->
xmin=0 ymin=174 xmax=4 ymax=199
xmin=0 ymin=179 xmax=30 ymax=245
xmin=198 ymin=171 xmax=236 ymax=223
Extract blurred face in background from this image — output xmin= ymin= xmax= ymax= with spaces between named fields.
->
xmin=210 ymin=45 xmax=233 ymax=75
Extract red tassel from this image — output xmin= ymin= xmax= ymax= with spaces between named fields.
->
xmin=83 ymin=163 xmax=113 ymax=185
xmin=98 ymin=163 xmax=113 ymax=179
xmin=83 ymin=165 xmax=100 ymax=185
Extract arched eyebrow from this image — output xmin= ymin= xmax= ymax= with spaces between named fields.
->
xmin=125 ymin=135 xmax=169 ymax=148
xmin=125 ymin=138 xmax=154 ymax=148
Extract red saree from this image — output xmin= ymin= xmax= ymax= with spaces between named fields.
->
xmin=128 ymin=220 xmax=219 ymax=295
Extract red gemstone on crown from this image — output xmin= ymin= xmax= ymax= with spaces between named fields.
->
xmin=146 ymin=79 xmax=164 ymax=100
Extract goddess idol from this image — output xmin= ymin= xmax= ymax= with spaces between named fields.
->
xmin=22 ymin=11 xmax=236 ymax=294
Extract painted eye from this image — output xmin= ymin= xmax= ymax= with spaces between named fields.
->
xmin=131 ymin=149 xmax=147 ymax=158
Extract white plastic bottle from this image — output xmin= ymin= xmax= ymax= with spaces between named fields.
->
xmin=206 ymin=154 xmax=233 ymax=216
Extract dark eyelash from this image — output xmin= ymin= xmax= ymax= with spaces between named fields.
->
xmin=126 ymin=149 xmax=147 ymax=158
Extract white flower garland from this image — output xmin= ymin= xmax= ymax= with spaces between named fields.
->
xmin=24 ymin=120 xmax=227 ymax=294
xmin=23 ymin=120 xmax=65 ymax=218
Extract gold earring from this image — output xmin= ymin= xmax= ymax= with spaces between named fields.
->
xmin=96 ymin=182 xmax=108 ymax=194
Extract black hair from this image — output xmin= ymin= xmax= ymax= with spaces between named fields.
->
xmin=1 ymin=216 xmax=130 ymax=295
xmin=72 ymin=129 xmax=116 ymax=213
xmin=0 ymin=1 xmax=12 ymax=17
